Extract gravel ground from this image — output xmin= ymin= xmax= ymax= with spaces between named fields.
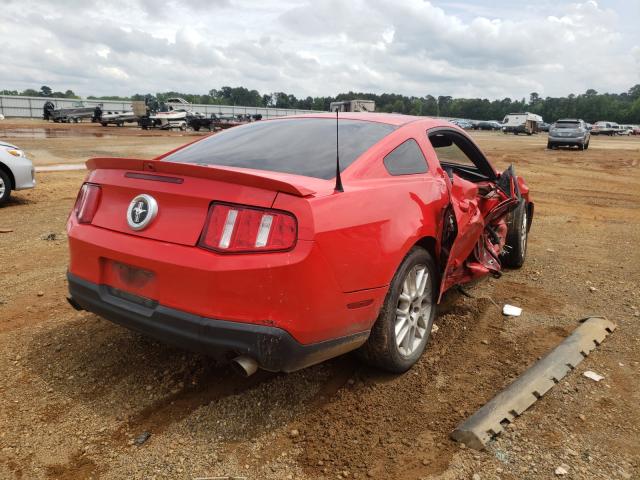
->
xmin=0 ymin=120 xmax=638 ymax=479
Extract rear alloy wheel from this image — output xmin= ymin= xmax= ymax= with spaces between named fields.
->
xmin=502 ymin=199 xmax=528 ymax=268
xmin=359 ymin=247 xmax=437 ymax=373
xmin=0 ymin=170 xmax=12 ymax=204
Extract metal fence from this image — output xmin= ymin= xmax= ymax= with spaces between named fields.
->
xmin=0 ymin=95 xmax=320 ymax=119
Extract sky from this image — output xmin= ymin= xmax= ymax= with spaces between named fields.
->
xmin=0 ymin=0 xmax=638 ymax=101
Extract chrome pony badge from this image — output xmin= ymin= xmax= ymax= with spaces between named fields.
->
xmin=127 ymin=194 xmax=158 ymax=231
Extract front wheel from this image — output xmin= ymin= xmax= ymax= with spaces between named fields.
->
xmin=358 ymin=247 xmax=437 ymax=373
xmin=502 ymin=200 xmax=529 ymax=268
xmin=0 ymin=170 xmax=12 ymax=204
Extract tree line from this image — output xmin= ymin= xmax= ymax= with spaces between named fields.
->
xmin=0 ymin=85 xmax=80 ymax=99
xmin=3 ymin=84 xmax=640 ymax=123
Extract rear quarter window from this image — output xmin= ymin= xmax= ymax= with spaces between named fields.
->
xmin=383 ymin=139 xmax=428 ymax=176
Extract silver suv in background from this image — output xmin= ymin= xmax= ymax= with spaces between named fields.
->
xmin=547 ymin=119 xmax=590 ymax=150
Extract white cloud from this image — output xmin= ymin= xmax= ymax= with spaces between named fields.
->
xmin=0 ymin=0 xmax=637 ymax=100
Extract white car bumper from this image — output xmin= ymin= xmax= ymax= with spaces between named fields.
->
xmin=11 ymin=155 xmax=36 ymax=190
xmin=0 ymin=146 xmax=36 ymax=191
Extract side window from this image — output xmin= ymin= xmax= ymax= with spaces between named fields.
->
xmin=383 ymin=139 xmax=428 ymax=176
xmin=429 ymin=133 xmax=475 ymax=167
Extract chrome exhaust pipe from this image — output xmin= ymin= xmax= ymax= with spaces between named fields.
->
xmin=231 ymin=355 xmax=259 ymax=377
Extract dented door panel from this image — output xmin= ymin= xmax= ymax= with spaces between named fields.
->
xmin=438 ymin=168 xmax=520 ymax=299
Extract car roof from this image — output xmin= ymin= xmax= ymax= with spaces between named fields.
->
xmin=277 ymin=112 xmax=450 ymax=129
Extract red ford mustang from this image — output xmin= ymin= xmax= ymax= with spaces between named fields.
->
xmin=66 ymin=113 xmax=532 ymax=374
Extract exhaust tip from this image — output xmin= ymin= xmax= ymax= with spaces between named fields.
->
xmin=66 ymin=296 xmax=84 ymax=311
xmin=231 ymin=355 xmax=259 ymax=377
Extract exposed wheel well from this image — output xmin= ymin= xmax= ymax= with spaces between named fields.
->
xmin=0 ymin=162 xmax=15 ymax=189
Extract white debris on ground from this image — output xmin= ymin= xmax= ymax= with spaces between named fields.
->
xmin=555 ymin=464 xmax=570 ymax=475
xmin=583 ymin=370 xmax=604 ymax=382
xmin=502 ymin=304 xmax=522 ymax=316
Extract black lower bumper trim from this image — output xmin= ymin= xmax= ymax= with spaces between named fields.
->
xmin=67 ymin=273 xmax=369 ymax=372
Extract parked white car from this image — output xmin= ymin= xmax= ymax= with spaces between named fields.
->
xmin=0 ymin=141 xmax=36 ymax=204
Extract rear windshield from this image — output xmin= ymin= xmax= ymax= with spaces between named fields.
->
xmin=556 ymin=122 xmax=580 ymax=128
xmin=164 ymin=118 xmax=396 ymax=179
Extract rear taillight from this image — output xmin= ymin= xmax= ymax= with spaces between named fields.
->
xmin=73 ymin=183 xmax=101 ymax=224
xmin=199 ymin=202 xmax=297 ymax=253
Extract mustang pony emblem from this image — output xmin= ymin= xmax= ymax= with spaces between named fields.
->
xmin=126 ymin=194 xmax=158 ymax=231
xmin=132 ymin=201 xmax=147 ymax=223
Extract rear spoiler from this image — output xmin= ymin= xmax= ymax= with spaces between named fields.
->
xmin=85 ymin=157 xmax=316 ymax=197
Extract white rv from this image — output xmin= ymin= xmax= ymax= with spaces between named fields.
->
xmin=502 ymin=112 xmax=543 ymax=135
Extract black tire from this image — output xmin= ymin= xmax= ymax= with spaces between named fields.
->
xmin=584 ymin=141 xmax=589 ymax=150
xmin=547 ymin=142 xmax=553 ymax=149
xmin=358 ymin=247 xmax=437 ymax=373
xmin=0 ymin=169 xmax=12 ymax=204
xmin=502 ymin=199 xmax=529 ymax=268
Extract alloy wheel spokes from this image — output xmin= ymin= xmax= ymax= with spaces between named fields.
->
xmin=394 ymin=264 xmax=433 ymax=357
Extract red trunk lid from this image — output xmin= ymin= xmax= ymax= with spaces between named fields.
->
xmin=85 ymin=158 xmax=320 ymax=246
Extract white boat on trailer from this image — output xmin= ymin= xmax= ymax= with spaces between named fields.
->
xmin=149 ymin=98 xmax=194 ymax=130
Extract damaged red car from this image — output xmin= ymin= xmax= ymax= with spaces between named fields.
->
xmin=66 ymin=113 xmax=532 ymax=374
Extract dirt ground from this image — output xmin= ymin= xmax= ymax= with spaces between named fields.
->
xmin=0 ymin=119 xmax=639 ymax=480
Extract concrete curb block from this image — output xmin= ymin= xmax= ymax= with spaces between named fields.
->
xmin=450 ymin=316 xmax=616 ymax=449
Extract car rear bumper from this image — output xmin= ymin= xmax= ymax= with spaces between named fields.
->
xmin=67 ymin=272 xmax=369 ymax=372
xmin=548 ymin=135 xmax=585 ymax=145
